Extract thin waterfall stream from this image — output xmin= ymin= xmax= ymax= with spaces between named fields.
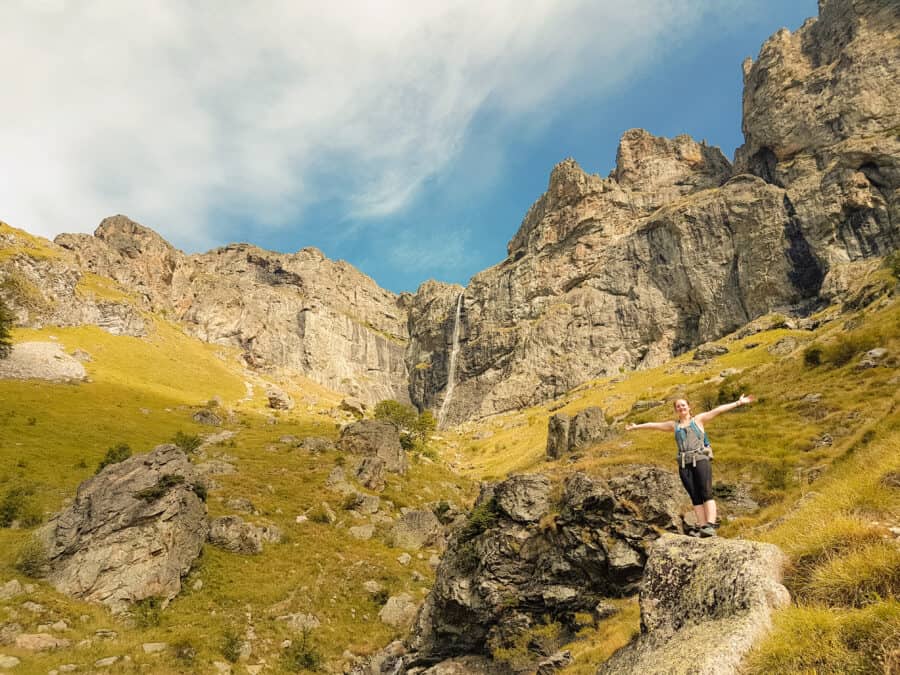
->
xmin=437 ymin=293 xmax=464 ymax=428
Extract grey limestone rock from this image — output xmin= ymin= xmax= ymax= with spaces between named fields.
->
xmin=208 ymin=516 xmax=281 ymax=554
xmin=41 ymin=444 xmax=208 ymax=612
xmin=405 ymin=468 xmax=687 ymax=664
xmin=390 ymin=510 xmax=444 ymax=550
xmin=339 ymin=420 xmax=407 ymax=474
xmin=597 ymin=534 xmax=790 ymax=675
xmin=546 ymin=407 xmax=613 ymax=459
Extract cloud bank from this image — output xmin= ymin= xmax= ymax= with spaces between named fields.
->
xmin=0 ymin=0 xmax=753 ymax=254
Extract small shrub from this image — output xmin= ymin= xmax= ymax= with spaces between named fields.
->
xmin=492 ymin=620 xmax=564 ymax=672
xmin=191 ymin=481 xmax=208 ymax=502
xmin=0 ymin=484 xmax=37 ymax=528
xmin=173 ymin=431 xmax=202 ymax=454
xmin=133 ymin=596 xmax=163 ymax=628
xmin=75 ymin=458 xmax=88 ymax=469
xmin=460 ymin=497 xmax=499 ymax=542
xmin=0 ymin=297 xmax=13 ymax=359
xmin=372 ymin=588 xmax=390 ymax=606
xmin=221 ymin=630 xmax=242 ymax=663
xmin=885 ymin=250 xmax=900 ymax=280
xmin=282 ymin=628 xmax=323 ymax=672
xmin=803 ymin=344 xmax=823 ymax=367
xmin=432 ymin=500 xmax=452 ymax=524
xmin=822 ymin=328 xmax=882 ymax=367
xmin=96 ymin=443 xmax=131 ymax=474
xmin=14 ymin=537 xmax=48 ymax=577
xmin=134 ymin=474 xmax=185 ymax=502
xmin=308 ymin=506 xmax=332 ymax=524
xmin=173 ymin=640 xmax=197 ymax=664
xmin=26 ymin=416 xmax=36 ymax=426
xmin=342 ymin=494 xmax=360 ymax=511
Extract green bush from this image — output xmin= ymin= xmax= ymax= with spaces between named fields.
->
xmin=191 ymin=481 xmax=208 ymax=502
xmin=0 ymin=485 xmax=39 ymax=528
xmin=282 ymin=628 xmax=322 ymax=672
xmin=134 ymin=474 xmax=185 ymax=502
xmin=133 ymin=596 xmax=163 ymax=628
xmin=0 ymin=297 xmax=13 ymax=359
xmin=221 ymin=630 xmax=242 ymax=663
xmin=173 ymin=640 xmax=197 ymax=664
xmin=173 ymin=431 xmax=202 ymax=454
xmin=822 ymin=328 xmax=882 ymax=367
xmin=884 ymin=250 xmax=900 ymax=280
xmin=803 ymin=344 xmax=823 ymax=367
xmin=14 ymin=537 xmax=48 ymax=577
xmin=460 ymin=498 xmax=499 ymax=542
xmin=96 ymin=442 xmax=131 ymax=473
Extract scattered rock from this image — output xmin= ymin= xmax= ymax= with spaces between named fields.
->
xmin=397 ymin=553 xmax=412 ymax=566
xmin=266 ymin=387 xmax=294 ymax=410
xmin=196 ymin=459 xmax=236 ymax=476
xmin=225 ymin=497 xmax=257 ymax=514
xmin=192 ymin=409 xmax=222 ymax=426
xmin=20 ymin=601 xmax=44 ymax=614
xmin=693 ymin=343 xmax=728 ymax=360
xmin=390 ymin=510 xmax=444 ymax=550
xmin=719 ymin=368 xmax=742 ymax=378
xmin=142 ymin=642 xmax=167 ymax=654
xmin=276 ymin=613 xmax=320 ymax=633
xmin=14 ymin=633 xmax=70 ymax=652
xmin=857 ymin=348 xmax=888 ymax=370
xmin=378 ymin=594 xmax=418 ymax=629
xmin=768 ymin=337 xmax=798 ymax=356
xmin=349 ymin=525 xmax=375 ymax=541
xmin=355 ymin=457 xmax=387 ymax=492
xmin=71 ymin=349 xmax=92 ymax=362
xmin=94 ymin=656 xmax=119 ymax=668
xmin=208 ymin=516 xmax=282 ymax=555
xmin=0 ymin=342 xmax=87 ymax=382
xmin=536 ymin=650 xmax=572 ymax=674
xmin=0 ymin=655 xmax=20 ymax=669
xmin=0 ymin=624 xmax=22 ymax=646
xmin=0 ymin=581 xmax=23 ymax=601
xmin=300 ymin=436 xmax=333 ymax=453
xmin=279 ymin=435 xmax=298 ymax=444
xmin=363 ymin=581 xmax=383 ymax=594
xmin=631 ymin=399 xmax=665 ymax=412
xmin=339 ymin=397 xmax=367 ymax=418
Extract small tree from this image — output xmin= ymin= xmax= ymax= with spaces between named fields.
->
xmin=0 ymin=297 xmax=14 ymax=359
xmin=374 ymin=400 xmax=437 ymax=451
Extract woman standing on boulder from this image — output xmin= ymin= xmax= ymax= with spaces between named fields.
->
xmin=625 ymin=394 xmax=755 ymax=537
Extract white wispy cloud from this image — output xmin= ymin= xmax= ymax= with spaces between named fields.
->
xmin=0 ymin=0 xmax=753 ymax=252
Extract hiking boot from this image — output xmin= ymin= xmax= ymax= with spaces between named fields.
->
xmin=699 ymin=525 xmax=717 ymax=538
xmin=685 ymin=525 xmax=702 ymax=537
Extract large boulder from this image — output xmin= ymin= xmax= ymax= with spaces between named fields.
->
xmin=597 ymin=534 xmax=790 ymax=675
xmin=405 ymin=468 xmax=687 ymax=665
xmin=39 ymin=444 xmax=208 ymax=612
xmin=390 ymin=510 xmax=444 ymax=550
xmin=546 ymin=407 xmax=614 ymax=459
xmin=339 ymin=420 xmax=407 ymax=474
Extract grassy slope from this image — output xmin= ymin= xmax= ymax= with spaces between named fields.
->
xmin=448 ymin=272 xmax=899 ymax=674
xmin=0 ymin=315 xmax=473 ymax=674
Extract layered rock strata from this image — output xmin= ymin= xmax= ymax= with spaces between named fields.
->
xmin=408 ymin=0 xmax=899 ymax=424
xmin=56 ymin=215 xmax=411 ymax=404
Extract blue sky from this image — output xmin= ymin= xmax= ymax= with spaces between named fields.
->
xmin=1 ymin=1 xmax=817 ymax=294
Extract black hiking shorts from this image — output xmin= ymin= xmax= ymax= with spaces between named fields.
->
xmin=678 ymin=458 xmax=713 ymax=506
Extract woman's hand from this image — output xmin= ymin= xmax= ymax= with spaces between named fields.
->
xmin=625 ymin=423 xmax=637 ymax=431
xmin=738 ymin=393 xmax=756 ymax=406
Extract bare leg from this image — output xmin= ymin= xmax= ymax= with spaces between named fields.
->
xmin=693 ymin=504 xmax=707 ymax=526
xmin=704 ymin=499 xmax=717 ymax=525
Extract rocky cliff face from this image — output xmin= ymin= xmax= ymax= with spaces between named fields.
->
xmin=408 ymin=0 xmax=898 ymax=424
xmin=56 ymin=215 xmax=412 ymax=404
xmin=5 ymin=0 xmax=896 ymax=422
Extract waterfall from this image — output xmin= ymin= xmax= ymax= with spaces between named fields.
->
xmin=437 ymin=293 xmax=463 ymax=428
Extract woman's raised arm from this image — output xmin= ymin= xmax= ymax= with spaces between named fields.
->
xmin=695 ymin=393 xmax=756 ymax=425
xmin=625 ymin=420 xmax=676 ymax=432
